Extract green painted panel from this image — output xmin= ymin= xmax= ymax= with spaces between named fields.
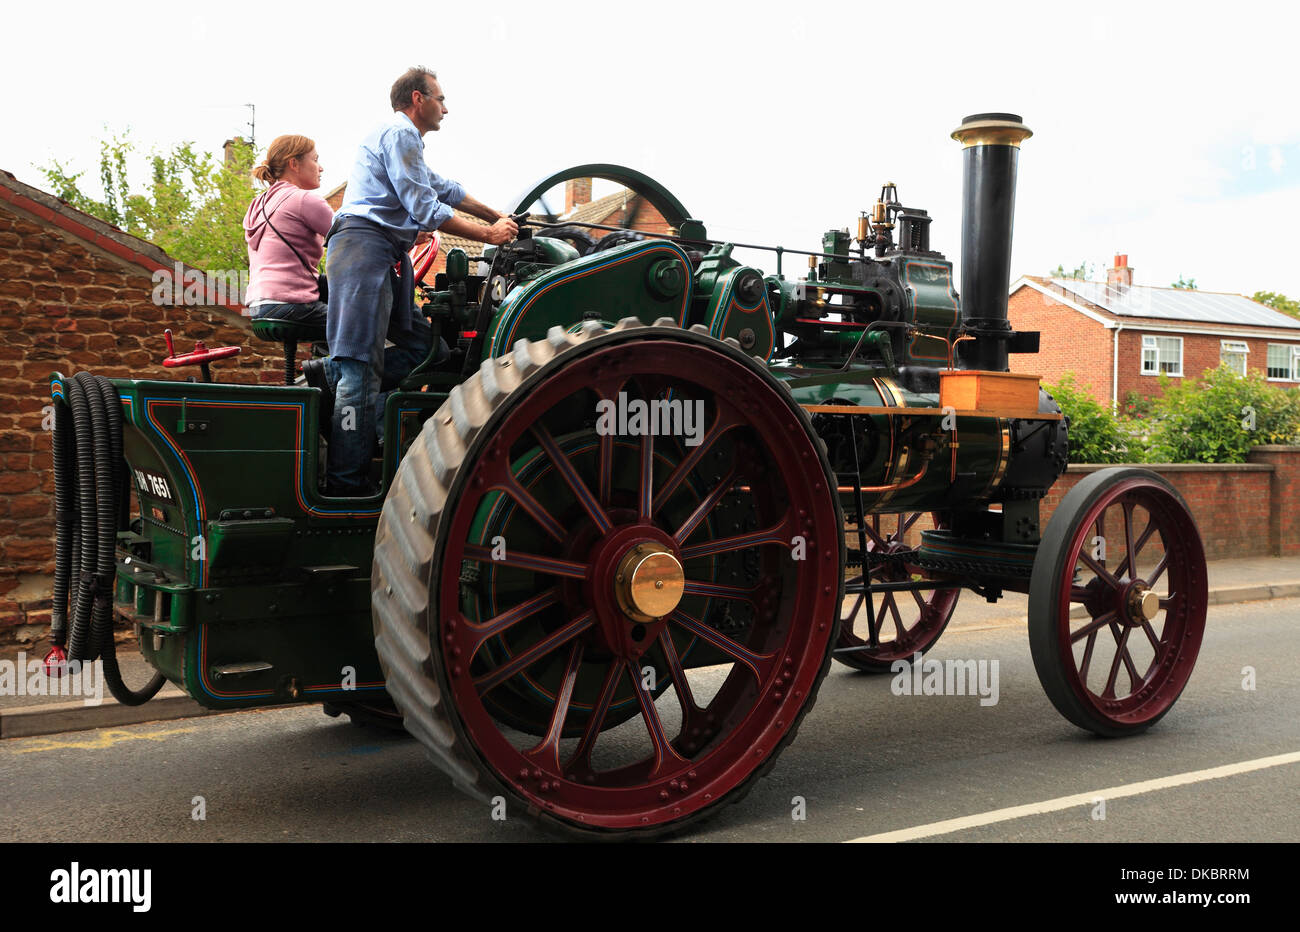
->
xmin=485 ymin=240 xmax=693 ymax=358
xmin=899 ymin=258 xmax=961 ymax=366
xmin=704 ymin=267 xmax=776 ymax=360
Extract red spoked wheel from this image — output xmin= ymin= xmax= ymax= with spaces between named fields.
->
xmin=458 ymin=430 xmax=724 ymax=738
xmin=834 ymin=512 xmax=960 ymax=672
xmin=409 ymin=232 xmax=441 ymax=285
xmin=372 ymin=319 xmax=843 ymax=838
xmin=1028 ymin=468 xmax=1208 ymax=737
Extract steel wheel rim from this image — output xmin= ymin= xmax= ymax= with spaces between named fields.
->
xmin=837 ymin=512 xmax=959 ymax=666
xmin=433 ymin=338 xmax=840 ymax=829
xmin=1055 ymin=477 xmax=1206 ymax=727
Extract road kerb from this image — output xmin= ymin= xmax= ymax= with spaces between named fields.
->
xmin=1208 ymin=585 xmax=1272 ymax=606
xmin=0 ymin=691 xmax=214 ymax=740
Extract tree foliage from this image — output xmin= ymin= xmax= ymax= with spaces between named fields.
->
xmin=1044 ymin=373 xmax=1136 ymax=464
xmin=1048 ymin=260 xmax=1095 ymax=280
xmin=39 ymin=131 xmax=258 ymax=271
xmin=1171 ymin=274 xmax=1197 ymax=290
xmin=1146 ymin=364 xmax=1300 ymax=463
xmin=1048 ymin=366 xmax=1300 ymax=465
xmin=1252 ymin=290 xmax=1300 ymax=320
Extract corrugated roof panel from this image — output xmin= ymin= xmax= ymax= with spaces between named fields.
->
xmin=1049 ymin=278 xmax=1300 ymax=329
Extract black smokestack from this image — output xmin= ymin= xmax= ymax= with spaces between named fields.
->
xmin=951 ymin=113 xmax=1032 ymax=371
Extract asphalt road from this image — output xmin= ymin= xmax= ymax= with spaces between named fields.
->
xmin=2 ymin=596 xmax=1296 ymax=843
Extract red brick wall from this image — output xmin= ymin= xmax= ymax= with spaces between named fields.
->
xmin=1246 ymin=445 xmax=1300 ymax=555
xmin=1039 ymin=460 xmax=1281 ymax=560
xmin=1117 ymin=329 xmax=1300 ymax=401
xmin=849 ymin=450 xmax=1300 ymax=565
xmin=0 ymin=199 xmax=284 ymax=640
xmin=1008 ymin=285 xmax=1111 ymax=400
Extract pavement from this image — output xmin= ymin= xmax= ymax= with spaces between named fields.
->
xmin=2 ymin=554 xmax=1299 ymax=740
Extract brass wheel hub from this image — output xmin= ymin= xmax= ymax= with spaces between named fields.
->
xmin=1124 ymin=584 xmax=1160 ymax=625
xmin=614 ymin=543 xmax=685 ymax=623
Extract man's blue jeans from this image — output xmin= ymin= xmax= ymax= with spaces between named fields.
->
xmin=324 ymin=278 xmax=432 ymax=496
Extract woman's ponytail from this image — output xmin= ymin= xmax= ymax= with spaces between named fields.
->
xmin=252 ymin=134 xmax=316 ymax=185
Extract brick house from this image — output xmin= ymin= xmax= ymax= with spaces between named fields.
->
xmin=547 ymin=178 xmax=673 ymax=238
xmin=324 ymin=177 xmax=670 ymax=276
xmin=1008 ymin=255 xmax=1300 ymax=405
xmin=0 ymin=169 xmax=284 ymax=642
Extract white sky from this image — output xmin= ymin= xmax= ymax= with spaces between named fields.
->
xmin=3 ymin=0 xmax=1298 ymax=298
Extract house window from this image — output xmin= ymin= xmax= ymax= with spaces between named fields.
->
xmin=1267 ymin=343 xmax=1300 ymax=381
xmin=1141 ymin=335 xmax=1183 ymax=376
xmin=1220 ymin=340 xmax=1249 ymax=376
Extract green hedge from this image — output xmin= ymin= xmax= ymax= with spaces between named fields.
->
xmin=1045 ymin=365 xmax=1300 ymax=464
xmin=1043 ymin=374 xmax=1137 ymax=463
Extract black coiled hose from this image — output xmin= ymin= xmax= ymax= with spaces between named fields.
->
xmin=50 ymin=397 xmax=73 ymax=653
xmin=52 ymin=373 xmax=166 ymax=706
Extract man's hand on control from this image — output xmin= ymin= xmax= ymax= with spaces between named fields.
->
xmin=483 ymin=217 xmax=519 ymax=246
xmin=438 ymin=207 xmax=518 ymax=245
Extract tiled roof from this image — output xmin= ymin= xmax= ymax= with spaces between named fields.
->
xmin=1023 ymin=275 xmax=1300 ymax=330
xmin=562 ymin=189 xmax=643 ymax=226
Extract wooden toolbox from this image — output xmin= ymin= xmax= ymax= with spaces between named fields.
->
xmin=939 ymin=370 xmax=1042 ymax=417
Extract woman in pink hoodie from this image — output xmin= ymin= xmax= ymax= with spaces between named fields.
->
xmin=243 ymin=135 xmax=334 ymax=325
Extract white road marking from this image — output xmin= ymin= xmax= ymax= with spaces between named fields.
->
xmin=846 ymin=750 xmax=1300 ymax=843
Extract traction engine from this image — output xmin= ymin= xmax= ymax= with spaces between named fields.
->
xmin=44 ymin=113 xmax=1208 ymax=838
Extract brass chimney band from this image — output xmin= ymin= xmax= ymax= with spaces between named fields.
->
xmin=950 ymin=118 xmax=1034 ymax=149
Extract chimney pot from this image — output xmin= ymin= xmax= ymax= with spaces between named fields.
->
xmin=1107 ymin=254 xmax=1134 ymax=288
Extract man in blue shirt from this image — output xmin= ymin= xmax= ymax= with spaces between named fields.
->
xmin=323 ymin=66 xmax=518 ymax=496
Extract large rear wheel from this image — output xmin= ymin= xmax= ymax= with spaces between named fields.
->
xmin=372 ymin=319 xmax=843 ymax=838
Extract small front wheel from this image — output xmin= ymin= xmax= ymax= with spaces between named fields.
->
xmin=1028 ymin=468 xmax=1207 ymax=737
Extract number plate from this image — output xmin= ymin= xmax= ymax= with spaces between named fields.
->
xmin=133 ymin=468 xmax=176 ymax=504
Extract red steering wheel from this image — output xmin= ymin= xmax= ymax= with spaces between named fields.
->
xmin=396 ymin=232 xmax=441 ymax=285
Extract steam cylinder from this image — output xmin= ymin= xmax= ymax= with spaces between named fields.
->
xmin=952 ymin=113 xmax=1032 ymax=372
